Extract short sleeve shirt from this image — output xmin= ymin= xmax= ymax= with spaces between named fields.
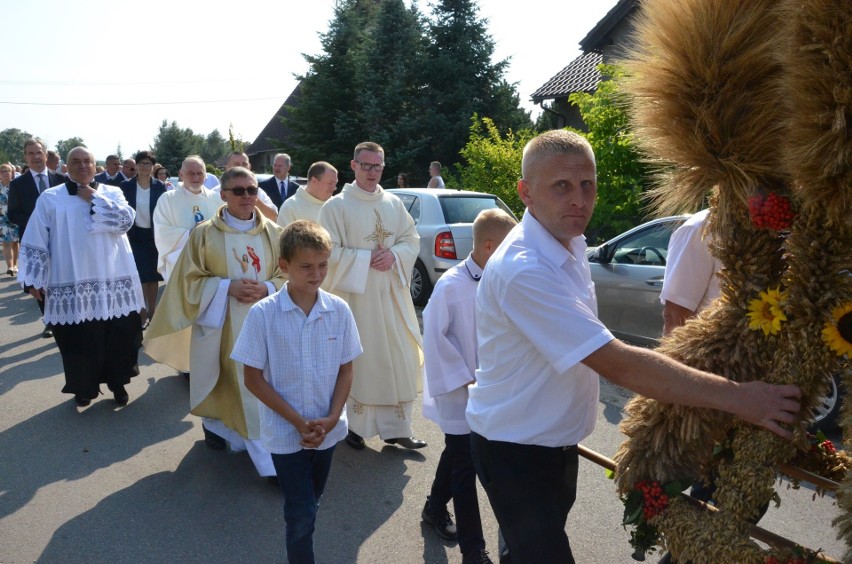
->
xmin=659 ymin=209 xmax=721 ymax=313
xmin=231 ymin=285 xmax=362 ymax=454
xmin=466 ymin=212 xmax=614 ymax=447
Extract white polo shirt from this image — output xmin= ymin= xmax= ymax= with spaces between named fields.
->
xmin=231 ymin=284 xmax=362 ymax=454
xmin=466 ymin=212 xmax=614 ymax=447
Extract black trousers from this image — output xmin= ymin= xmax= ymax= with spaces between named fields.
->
xmin=52 ymin=312 xmax=142 ymax=399
xmin=471 ymin=432 xmax=578 ymax=564
xmin=428 ymin=433 xmax=486 ymax=557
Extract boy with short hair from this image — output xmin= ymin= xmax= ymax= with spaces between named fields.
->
xmin=421 ymin=209 xmax=518 ymax=564
xmin=232 ymin=220 xmax=362 ymax=564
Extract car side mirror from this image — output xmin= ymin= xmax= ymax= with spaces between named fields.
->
xmin=594 ymin=244 xmax=612 ymax=264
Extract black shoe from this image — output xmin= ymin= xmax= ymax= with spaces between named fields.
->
xmin=463 ymin=549 xmax=493 ymax=564
xmin=203 ymin=426 xmax=227 ymax=450
xmin=384 ymin=436 xmax=427 ymax=449
xmin=346 ymin=430 xmax=365 ymax=450
xmin=74 ymin=395 xmax=91 ymax=407
xmin=422 ymin=500 xmax=457 ymax=540
xmin=112 ymin=385 xmax=129 ymax=406
xmin=41 ymin=327 xmax=53 ymax=338
xmin=267 ymin=476 xmax=279 ymax=487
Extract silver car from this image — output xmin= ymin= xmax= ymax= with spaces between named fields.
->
xmin=588 ymin=215 xmax=843 ymax=430
xmin=388 ymin=188 xmax=517 ymax=306
xmin=588 ymin=215 xmax=688 ymax=347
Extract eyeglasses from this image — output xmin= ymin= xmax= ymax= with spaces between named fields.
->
xmin=223 ymin=186 xmax=259 ymax=196
xmin=137 ymin=161 xmax=154 ymax=167
xmin=355 ymin=161 xmax=385 ymax=172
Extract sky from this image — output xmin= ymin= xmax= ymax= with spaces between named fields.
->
xmin=1 ymin=0 xmax=619 ymax=165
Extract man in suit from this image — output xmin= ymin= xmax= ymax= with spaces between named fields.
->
xmin=94 ymin=154 xmax=123 ymax=186
xmin=8 ymin=139 xmax=67 ymax=338
xmin=118 ymin=158 xmax=137 ymax=183
xmin=259 ymin=153 xmax=299 ymax=211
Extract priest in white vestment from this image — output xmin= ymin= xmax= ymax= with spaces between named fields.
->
xmin=153 ymin=155 xmax=221 ymax=283
xmin=145 ymin=167 xmax=285 ymax=478
xmin=277 ymin=161 xmax=338 ymax=227
xmin=318 ymin=142 xmax=426 ymax=450
xmin=18 ymin=147 xmax=144 ymax=407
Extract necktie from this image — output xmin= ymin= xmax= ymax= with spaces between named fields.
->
xmin=37 ymin=174 xmax=48 ymax=194
xmin=280 ymin=180 xmax=286 ymax=197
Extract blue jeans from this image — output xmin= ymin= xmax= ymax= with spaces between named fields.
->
xmin=271 ymin=446 xmax=336 ymax=564
xmin=471 ymin=432 xmax=578 ymax=564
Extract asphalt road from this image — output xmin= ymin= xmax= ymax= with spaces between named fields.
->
xmin=0 ymin=274 xmax=846 ymax=563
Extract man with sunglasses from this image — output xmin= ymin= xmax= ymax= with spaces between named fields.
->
xmin=319 ymin=141 xmax=427 ymax=451
xmin=146 ymin=166 xmax=285 ymax=481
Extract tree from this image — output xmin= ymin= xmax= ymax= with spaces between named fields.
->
xmin=0 ymin=128 xmax=35 ymax=165
xmin=151 ymin=120 xmax=197 ymax=175
xmin=357 ymin=0 xmax=430 ymax=181
xmin=55 ymin=137 xmax=86 ymax=159
xmin=568 ymin=64 xmax=649 ymax=242
xmin=286 ymin=0 xmax=379 ymax=179
xmin=285 ymin=0 xmax=531 ymax=185
xmin=201 ymin=129 xmax=228 ymax=165
xmin=423 ymin=0 xmax=530 ymax=169
xmin=456 ymin=65 xmax=650 ymax=243
xmin=458 ymin=115 xmax=533 ymax=215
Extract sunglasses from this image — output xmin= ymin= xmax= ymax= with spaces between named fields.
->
xmin=223 ymin=186 xmax=259 ymax=196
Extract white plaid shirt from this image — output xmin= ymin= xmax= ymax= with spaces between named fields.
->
xmin=231 ymin=284 xmax=362 ymax=454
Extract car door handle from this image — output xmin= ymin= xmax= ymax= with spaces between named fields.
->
xmin=645 ymin=277 xmax=664 ymax=287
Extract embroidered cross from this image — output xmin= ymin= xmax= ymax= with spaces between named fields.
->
xmin=365 ymin=209 xmax=394 ymax=247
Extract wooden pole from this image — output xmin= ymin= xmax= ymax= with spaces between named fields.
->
xmin=577 ymin=444 xmax=841 ymax=563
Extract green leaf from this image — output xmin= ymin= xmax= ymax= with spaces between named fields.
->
xmin=605 ymin=468 xmax=615 ymax=480
xmin=623 ymin=490 xmax=644 ymax=524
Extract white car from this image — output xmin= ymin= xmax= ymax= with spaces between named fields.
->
xmin=388 ymin=188 xmax=517 ymax=306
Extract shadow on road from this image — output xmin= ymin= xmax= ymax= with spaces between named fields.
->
xmin=36 ymin=433 xmax=420 ymax=563
xmin=0 ymin=376 xmax=193 ymax=521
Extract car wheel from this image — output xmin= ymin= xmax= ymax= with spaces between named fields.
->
xmin=410 ymin=260 xmax=433 ymax=307
xmin=808 ymin=372 xmax=844 ymax=432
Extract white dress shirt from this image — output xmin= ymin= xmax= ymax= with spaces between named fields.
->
xmin=466 ymin=212 xmax=614 ymax=447
xmin=422 ymin=254 xmax=482 ymax=434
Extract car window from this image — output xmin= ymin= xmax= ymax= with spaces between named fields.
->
xmin=438 ymin=196 xmax=512 ymax=224
xmin=396 ymin=194 xmax=421 ymax=224
xmin=609 ymin=221 xmax=681 ymax=266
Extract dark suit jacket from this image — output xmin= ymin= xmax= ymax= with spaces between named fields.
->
xmin=120 ymin=178 xmax=167 ymax=239
xmin=259 ymin=176 xmax=299 ymax=211
xmin=95 ymin=170 xmax=123 ymax=186
xmin=8 ymin=170 xmax=66 ymax=238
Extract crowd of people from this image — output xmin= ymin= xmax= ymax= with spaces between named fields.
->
xmin=2 ymin=132 xmax=803 ymax=564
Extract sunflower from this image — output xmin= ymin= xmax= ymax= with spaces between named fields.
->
xmin=822 ymin=302 xmax=852 ymax=357
xmin=746 ymin=287 xmax=787 ymax=336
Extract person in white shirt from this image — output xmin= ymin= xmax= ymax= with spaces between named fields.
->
xmin=465 ymin=130 xmax=801 ymax=563
xmin=232 ymin=220 xmax=362 ymax=563
xmin=421 ymin=208 xmax=517 ymax=564
xmin=18 ymin=146 xmax=144 ymax=407
xmin=427 ymin=161 xmax=445 ymax=188
xmin=152 ymin=155 xmax=221 ymax=283
xmin=660 ymin=208 xmax=720 ymax=334
xmin=277 ymin=161 xmax=338 ymax=227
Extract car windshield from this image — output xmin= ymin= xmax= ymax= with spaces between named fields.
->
xmin=438 ymin=195 xmax=514 ymax=224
